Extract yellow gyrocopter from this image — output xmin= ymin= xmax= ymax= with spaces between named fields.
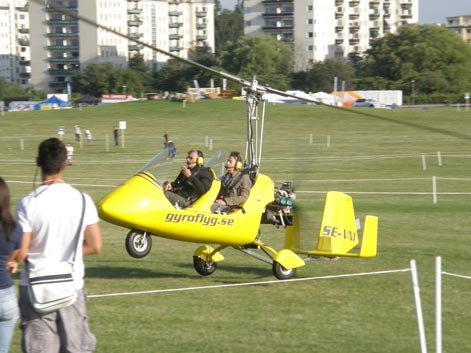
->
xmin=96 ymin=79 xmax=378 ymax=280
xmin=39 ymin=0 xmax=379 ymax=280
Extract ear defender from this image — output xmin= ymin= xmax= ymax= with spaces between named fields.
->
xmin=197 ymin=150 xmax=204 ymax=166
xmin=235 ymin=161 xmax=242 ymax=170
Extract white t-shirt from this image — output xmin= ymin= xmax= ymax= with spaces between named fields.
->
xmin=16 ymin=183 xmax=99 ymax=288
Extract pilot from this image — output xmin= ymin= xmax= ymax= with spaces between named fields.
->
xmin=211 ymin=151 xmax=251 ymax=214
xmin=164 ymin=149 xmax=212 ymax=208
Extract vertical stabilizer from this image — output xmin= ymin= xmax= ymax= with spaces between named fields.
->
xmin=316 ymin=191 xmax=359 ymax=254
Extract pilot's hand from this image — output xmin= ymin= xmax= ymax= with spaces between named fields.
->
xmin=182 ymin=166 xmax=191 ymax=178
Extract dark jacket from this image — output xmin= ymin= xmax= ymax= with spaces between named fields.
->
xmin=171 ymin=165 xmax=213 ymax=202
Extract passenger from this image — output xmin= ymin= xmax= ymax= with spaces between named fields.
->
xmin=211 ymin=151 xmax=251 ymax=214
xmin=164 ymin=150 xmax=212 ymax=208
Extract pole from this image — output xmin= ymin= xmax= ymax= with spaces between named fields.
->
xmin=432 ymin=176 xmax=437 ymax=204
xmin=410 ymin=259 xmax=428 ymax=353
xmin=411 ymin=80 xmax=415 ymax=106
xmin=435 ymin=256 xmax=442 ymax=353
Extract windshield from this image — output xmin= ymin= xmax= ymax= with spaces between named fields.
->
xmin=137 ymin=149 xmax=228 ymax=185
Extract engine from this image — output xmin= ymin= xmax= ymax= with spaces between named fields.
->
xmin=262 ymin=182 xmax=296 ymax=227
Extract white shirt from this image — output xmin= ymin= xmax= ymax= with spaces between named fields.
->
xmin=16 ymin=183 xmax=99 ymax=288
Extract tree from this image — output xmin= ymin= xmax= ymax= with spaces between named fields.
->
xmin=219 ymin=35 xmax=293 ymax=90
xmin=358 ymin=24 xmax=471 ymax=96
xmin=214 ymin=1 xmax=244 ymax=56
xmin=152 ymin=46 xmax=217 ymax=92
xmin=128 ymin=53 xmax=148 ymax=73
xmin=291 ymin=58 xmax=355 ymax=93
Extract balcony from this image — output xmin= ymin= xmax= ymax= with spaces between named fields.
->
xmin=18 ymin=28 xmax=29 ymax=34
xmin=169 ymin=46 xmax=183 ymax=52
xmin=169 ymin=22 xmax=183 ymax=28
xmin=196 ymin=11 xmax=207 ymax=18
xmin=349 ymin=21 xmax=360 ymax=28
xmin=46 ymin=20 xmax=78 ymax=25
xmin=127 ymin=8 xmax=142 ymax=14
xmin=196 ymin=23 xmax=207 ymax=29
xmin=169 ymin=33 xmax=182 ymax=40
xmin=19 ymin=39 xmax=30 ymax=46
xmin=128 ymin=45 xmax=142 ymax=51
xmin=127 ymin=20 xmax=143 ymax=26
xmin=19 ymin=61 xmax=31 ymax=66
xmin=262 ymin=11 xmax=294 ymax=17
xmin=20 ymin=72 xmax=31 ymax=78
xmin=196 ymin=35 xmax=207 ymax=41
xmin=47 ymin=45 xmax=79 ymax=50
xmin=128 ymin=32 xmax=143 ymax=39
xmin=169 ymin=10 xmax=181 ymax=16
xmin=47 ymin=32 xmax=79 ymax=38
xmin=370 ymin=30 xmax=379 ymax=38
xmin=48 ymin=57 xmax=80 ymax=63
xmin=48 ymin=69 xmax=78 ymax=75
xmin=369 ymin=20 xmax=381 ymax=28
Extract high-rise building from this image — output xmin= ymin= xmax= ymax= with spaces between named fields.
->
xmin=446 ymin=15 xmax=471 ymax=45
xmin=8 ymin=0 xmax=215 ymax=93
xmin=0 ymin=0 xmax=30 ymax=86
xmin=244 ymin=0 xmax=418 ymax=71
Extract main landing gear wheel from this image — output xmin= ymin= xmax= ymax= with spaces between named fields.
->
xmin=125 ymin=230 xmax=152 ymax=258
xmin=193 ymin=256 xmax=217 ymax=276
xmin=272 ymin=261 xmax=296 ymax=280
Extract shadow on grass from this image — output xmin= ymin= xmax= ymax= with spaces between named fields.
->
xmin=85 ymin=262 xmax=271 ymax=281
xmin=85 ymin=265 xmax=192 ymax=279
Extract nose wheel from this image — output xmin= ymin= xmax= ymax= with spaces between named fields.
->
xmin=126 ymin=230 xmax=152 ymax=258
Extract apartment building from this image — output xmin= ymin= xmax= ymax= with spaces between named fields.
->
xmin=446 ymin=15 xmax=471 ymax=45
xmin=244 ymin=0 xmax=418 ymax=71
xmin=0 ymin=0 xmax=29 ymax=85
xmin=4 ymin=0 xmax=214 ymax=93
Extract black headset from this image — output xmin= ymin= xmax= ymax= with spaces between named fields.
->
xmin=196 ymin=150 xmax=204 ymax=166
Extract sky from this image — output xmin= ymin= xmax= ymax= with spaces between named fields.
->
xmin=219 ymin=0 xmax=471 ymax=25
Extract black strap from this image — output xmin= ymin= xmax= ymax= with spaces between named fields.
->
xmin=71 ymin=192 xmax=86 ymax=263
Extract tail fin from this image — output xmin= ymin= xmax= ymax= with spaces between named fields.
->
xmin=311 ymin=191 xmax=378 ymax=258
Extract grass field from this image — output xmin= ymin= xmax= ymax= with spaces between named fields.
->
xmin=1 ymin=99 xmax=470 ymax=353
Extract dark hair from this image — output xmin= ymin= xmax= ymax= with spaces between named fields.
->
xmin=37 ymin=138 xmax=67 ymax=175
xmin=0 ymin=177 xmax=16 ymax=241
xmin=187 ymin=149 xmax=204 ymax=158
xmin=229 ymin=151 xmax=242 ymax=163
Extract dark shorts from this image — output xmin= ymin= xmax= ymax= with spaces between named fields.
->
xmin=19 ymin=285 xmax=96 ymax=353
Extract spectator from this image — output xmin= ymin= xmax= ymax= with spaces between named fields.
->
xmin=15 ymin=137 xmax=103 ymax=353
xmin=0 ymin=177 xmax=22 ymax=353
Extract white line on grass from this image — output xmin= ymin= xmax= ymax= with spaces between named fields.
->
xmin=88 ymin=268 xmax=410 ymax=299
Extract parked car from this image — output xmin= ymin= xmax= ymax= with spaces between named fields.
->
xmin=353 ymin=99 xmax=386 ymax=108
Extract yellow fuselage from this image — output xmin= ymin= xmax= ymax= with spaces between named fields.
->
xmin=97 ymin=172 xmax=275 ymax=246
